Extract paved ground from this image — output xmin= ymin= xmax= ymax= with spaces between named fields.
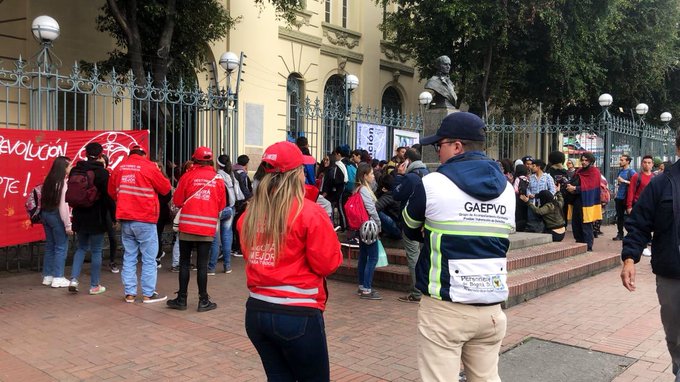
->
xmin=0 ymin=224 xmax=675 ymax=381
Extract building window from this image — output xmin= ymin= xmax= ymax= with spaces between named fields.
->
xmin=381 ymin=86 xmax=402 ymax=116
xmin=342 ymin=0 xmax=347 ymax=28
xmin=323 ymin=75 xmax=346 ymax=153
xmin=325 ymin=0 xmax=331 ymax=23
xmin=287 ymin=74 xmax=304 ymax=142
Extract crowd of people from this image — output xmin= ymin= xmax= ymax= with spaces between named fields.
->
xmin=34 ymin=113 xmax=677 ymax=381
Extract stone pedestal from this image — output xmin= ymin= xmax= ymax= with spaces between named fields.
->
xmin=422 ymin=107 xmax=458 ymax=165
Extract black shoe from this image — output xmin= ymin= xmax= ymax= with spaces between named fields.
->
xmin=166 ymin=292 xmax=187 ymax=310
xmin=612 ymin=235 xmax=623 ymax=241
xmin=197 ymin=295 xmax=217 ymax=312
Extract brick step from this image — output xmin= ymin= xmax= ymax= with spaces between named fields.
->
xmin=505 ymin=251 xmax=621 ymax=308
xmin=341 ymin=241 xmax=588 ymax=270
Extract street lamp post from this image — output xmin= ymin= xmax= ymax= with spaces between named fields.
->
xmin=344 ymin=73 xmax=358 ymax=146
xmin=635 ymin=103 xmax=649 ymax=166
xmin=598 ymin=93 xmax=614 ymax=180
xmin=660 ymin=112 xmax=673 ymax=159
xmin=219 ymin=51 xmax=243 ymax=158
xmin=31 ymin=15 xmax=61 ymax=131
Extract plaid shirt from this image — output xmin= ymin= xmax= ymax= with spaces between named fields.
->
xmin=529 ymin=172 xmax=556 ymax=203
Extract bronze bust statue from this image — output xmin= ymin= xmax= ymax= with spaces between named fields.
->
xmin=424 ymin=55 xmax=457 ymax=109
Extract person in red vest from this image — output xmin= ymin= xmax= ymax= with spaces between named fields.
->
xmin=626 ymin=155 xmax=655 ymax=214
xmin=108 ymin=145 xmax=172 ymax=304
xmin=167 ymin=147 xmax=226 ymax=312
xmin=238 ymin=141 xmax=342 ymax=381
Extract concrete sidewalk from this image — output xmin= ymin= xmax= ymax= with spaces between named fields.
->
xmin=0 ymin=224 xmax=674 ymax=381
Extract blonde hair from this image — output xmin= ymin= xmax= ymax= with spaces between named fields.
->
xmin=354 ymin=162 xmax=376 ymax=200
xmin=241 ymin=166 xmax=305 ymax=262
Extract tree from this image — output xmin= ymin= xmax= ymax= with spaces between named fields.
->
xmin=379 ymin=0 xmax=679 ymax=121
xmin=96 ymin=0 xmax=301 ymax=87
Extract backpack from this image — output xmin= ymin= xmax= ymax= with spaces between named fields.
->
xmin=600 ymin=177 xmax=611 ymax=205
xmin=344 ymin=163 xmax=357 ymax=193
xmin=25 ymin=184 xmax=43 ymax=225
xmin=517 ymin=177 xmax=530 ymax=196
xmin=344 ymin=187 xmax=369 ymax=230
xmin=65 ymin=168 xmax=99 ymax=208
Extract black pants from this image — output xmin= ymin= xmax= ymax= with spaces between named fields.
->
xmin=614 ymin=198 xmax=627 ymax=236
xmin=571 ymin=200 xmax=594 ymax=251
xmin=105 ymin=214 xmax=117 ymax=263
xmin=178 ymin=240 xmax=211 ymax=297
xmin=156 ymin=222 xmax=165 ymax=259
xmin=232 ymin=207 xmax=245 ymax=253
xmin=337 ymin=191 xmax=350 ymax=229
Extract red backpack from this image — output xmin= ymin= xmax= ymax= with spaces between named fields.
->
xmin=344 ymin=187 xmax=369 ymax=230
xmin=600 ymin=177 xmax=610 ymax=205
xmin=65 ymin=168 xmax=99 ymax=208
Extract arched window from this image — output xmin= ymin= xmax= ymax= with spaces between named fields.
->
xmin=381 ymin=86 xmax=402 ymax=116
xmin=287 ymin=74 xmax=304 ymax=141
xmin=323 ymin=74 xmax=346 ymax=153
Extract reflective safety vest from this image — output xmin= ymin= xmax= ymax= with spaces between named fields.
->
xmin=173 ymin=166 xmax=226 ymax=237
xmin=403 ymin=172 xmax=515 ymax=304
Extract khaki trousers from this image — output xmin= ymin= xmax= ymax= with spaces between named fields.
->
xmin=418 ymin=296 xmax=506 ymax=382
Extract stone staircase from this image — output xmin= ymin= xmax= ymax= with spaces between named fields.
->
xmin=330 ymin=232 xmax=621 ymax=308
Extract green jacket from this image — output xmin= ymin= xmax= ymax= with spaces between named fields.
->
xmin=526 ymin=193 xmax=565 ymax=230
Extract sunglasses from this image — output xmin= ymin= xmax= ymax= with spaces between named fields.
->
xmin=433 ymin=140 xmax=459 ymax=153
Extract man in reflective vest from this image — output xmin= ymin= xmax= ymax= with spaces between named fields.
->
xmin=108 ymin=145 xmax=172 ymax=304
xmin=403 ymin=112 xmax=515 ymax=382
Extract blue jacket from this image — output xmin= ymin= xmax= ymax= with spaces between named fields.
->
xmin=622 ymin=160 xmax=680 ymax=279
xmin=402 ymin=151 xmax=516 ymax=304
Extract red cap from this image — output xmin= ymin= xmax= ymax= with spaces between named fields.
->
xmin=192 ymin=146 xmax=213 ymax=161
xmin=262 ymin=141 xmax=316 ymax=173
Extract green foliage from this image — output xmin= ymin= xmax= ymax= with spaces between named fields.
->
xmin=379 ymin=0 xmax=680 ymax=123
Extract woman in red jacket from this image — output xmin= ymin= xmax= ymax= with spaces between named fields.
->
xmin=238 ymin=141 xmax=342 ymax=381
xmin=167 ymin=147 xmax=226 ymax=312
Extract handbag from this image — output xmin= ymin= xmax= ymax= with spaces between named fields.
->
xmin=172 ymin=175 xmax=219 ymax=232
xmin=376 ymin=240 xmax=388 ymax=268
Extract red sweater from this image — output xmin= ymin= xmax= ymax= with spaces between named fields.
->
xmin=173 ymin=165 xmax=226 ymax=237
xmin=238 ymin=199 xmax=342 ymax=311
xmin=626 ymin=172 xmax=654 ymax=209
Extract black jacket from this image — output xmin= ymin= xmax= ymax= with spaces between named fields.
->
xmin=623 ymin=160 xmax=680 ymax=279
xmin=321 ymin=165 xmax=345 ymax=204
xmin=70 ymin=160 xmax=116 ymax=234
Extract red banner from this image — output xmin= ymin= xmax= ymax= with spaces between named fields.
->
xmin=0 ymin=128 xmax=149 ymax=247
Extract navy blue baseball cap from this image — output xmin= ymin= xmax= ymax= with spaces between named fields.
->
xmin=420 ymin=112 xmax=486 ymax=145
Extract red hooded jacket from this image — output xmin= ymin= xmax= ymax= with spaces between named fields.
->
xmin=237 ymin=199 xmax=342 ymax=311
xmin=173 ymin=165 xmax=226 ymax=237
xmin=108 ymin=154 xmax=172 ymax=224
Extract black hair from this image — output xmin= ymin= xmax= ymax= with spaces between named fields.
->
xmin=500 ymin=159 xmax=514 ymax=174
xmin=406 ymin=148 xmax=421 ymax=162
xmin=548 ymin=151 xmax=565 ymax=165
xmin=101 ymin=154 xmax=110 ymax=168
xmin=514 ymin=164 xmax=529 ymax=177
xmin=621 ymin=154 xmax=632 ymax=163
xmin=295 ymin=136 xmax=308 ymax=148
xmin=380 ymin=173 xmax=395 ymax=190
xmin=532 ymin=159 xmax=546 ymax=171
xmin=237 ymin=155 xmax=250 ymax=166
xmin=581 ymin=152 xmax=596 ymax=164
xmin=85 ymin=142 xmax=103 ymax=159
xmin=642 ymin=155 xmax=654 ymax=162
xmin=41 ymin=156 xmax=71 ymax=210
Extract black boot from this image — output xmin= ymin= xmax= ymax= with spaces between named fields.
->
xmin=197 ymin=294 xmax=216 ymax=312
xmin=166 ymin=292 xmax=187 ymax=310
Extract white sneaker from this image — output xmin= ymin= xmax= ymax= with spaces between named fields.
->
xmin=68 ymin=279 xmax=79 ymax=293
xmin=42 ymin=276 xmax=53 ymax=286
xmin=642 ymin=248 xmax=652 ymax=257
xmin=50 ymin=277 xmax=70 ymax=288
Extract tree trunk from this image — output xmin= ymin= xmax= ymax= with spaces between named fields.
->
xmin=481 ymin=43 xmax=493 ymax=118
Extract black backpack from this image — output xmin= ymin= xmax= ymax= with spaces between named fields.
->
xmin=65 ymin=168 xmax=99 ymax=208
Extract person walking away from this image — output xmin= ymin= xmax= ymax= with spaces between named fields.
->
xmin=402 ymin=112 xmax=515 ymax=382
xmin=209 ymin=154 xmax=236 ymax=274
xmin=612 ymin=154 xmax=635 ymax=241
xmin=167 ymin=147 xmax=225 ymax=311
xmin=67 ymin=142 xmax=116 ymax=295
xmin=565 ymin=152 xmax=602 ymax=251
xmin=231 ymin=154 xmax=252 ymax=257
xmin=108 ymin=145 xmax=172 ymax=303
xmin=40 ymin=156 xmax=73 ymax=288
xmin=238 ymin=141 xmax=342 ymax=381
xmin=393 ymin=146 xmax=429 ymax=303
xmin=354 ymin=163 xmax=382 ymax=300
xmin=520 ymin=187 xmax=566 ymax=242
xmin=620 ymin=131 xmax=680 ymax=382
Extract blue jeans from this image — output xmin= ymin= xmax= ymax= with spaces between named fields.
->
xmin=41 ymin=210 xmax=69 ymax=278
xmin=357 ymin=240 xmax=379 ymax=290
xmin=71 ymin=232 xmax=104 ymax=288
xmin=120 ymin=221 xmax=159 ymax=297
xmin=378 ymin=211 xmax=402 ymax=239
xmin=245 ymin=308 xmax=330 ymax=382
xmin=209 ymin=207 xmax=233 ymax=271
